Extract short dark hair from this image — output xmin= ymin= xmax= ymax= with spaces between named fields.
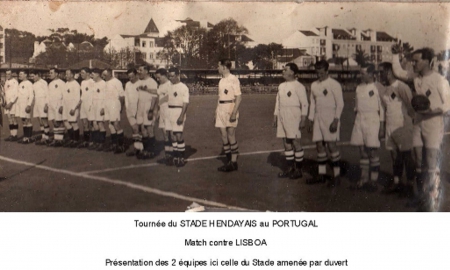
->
xmin=104 ymin=68 xmax=113 ymax=75
xmin=314 ymin=60 xmax=329 ymax=71
xmin=127 ymin=68 xmax=137 ymax=75
xmin=168 ymin=67 xmax=180 ymax=75
xmin=285 ymin=63 xmax=300 ymax=74
xmin=412 ymin=47 xmax=434 ymax=64
xmin=80 ymin=67 xmax=91 ymax=73
xmin=65 ymin=69 xmax=75 ymax=75
xmin=361 ymin=63 xmax=376 ymax=74
xmin=155 ymin=68 xmax=168 ymax=77
xmin=91 ymin=68 xmax=102 ymax=75
xmin=219 ymin=59 xmax=232 ymax=70
xmin=49 ymin=68 xmax=59 ymax=74
xmin=30 ymin=69 xmax=42 ymax=77
xmin=140 ymin=65 xmax=150 ymax=72
xmin=378 ymin=62 xmax=393 ymax=72
xmin=18 ymin=69 xmax=28 ymax=75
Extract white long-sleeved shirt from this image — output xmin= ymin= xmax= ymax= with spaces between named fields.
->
xmin=105 ymin=77 xmax=124 ymax=100
xmin=218 ymin=74 xmax=241 ymax=101
xmin=18 ymin=80 xmax=34 ymax=107
xmin=274 ymin=80 xmax=309 ymax=116
xmin=48 ymin=79 xmax=64 ymax=103
xmin=168 ymin=82 xmax=189 ymax=106
xmin=125 ymin=79 xmax=140 ymax=110
xmin=354 ymin=82 xmax=385 ymax=121
xmin=381 ymin=80 xmax=414 ymax=127
xmin=63 ymin=80 xmax=81 ymax=102
xmin=4 ymin=78 xmax=18 ymax=103
xmin=308 ymin=77 xmax=344 ymax=121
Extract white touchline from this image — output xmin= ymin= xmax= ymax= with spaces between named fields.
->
xmin=0 ymin=155 xmax=250 ymax=211
xmin=81 ymin=142 xmax=351 ymax=175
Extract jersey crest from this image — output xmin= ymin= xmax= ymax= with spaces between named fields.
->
xmin=287 ymin=91 xmax=291 ymax=97
xmin=323 ymin=89 xmax=328 ymax=96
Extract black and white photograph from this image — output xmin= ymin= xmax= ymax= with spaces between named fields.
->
xmin=0 ymin=1 xmax=449 ymax=213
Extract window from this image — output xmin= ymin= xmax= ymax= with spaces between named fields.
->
xmin=150 ymin=41 xmax=154 ymax=47
xmin=377 ymin=46 xmax=382 ymax=52
xmin=141 ymin=53 xmax=147 ymax=59
xmin=135 ymin=38 xmax=140 ymax=47
xmin=142 ymin=41 xmax=146 ymax=48
xmin=0 ymin=56 xmax=3 ymax=63
xmin=320 ymin=39 xmax=326 ymax=46
xmin=149 ymin=53 xmax=154 ymax=59
xmin=0 ymin=43 xmax=3 ymax=49
xmin=370 ymin=45 xmax=375 ymax=52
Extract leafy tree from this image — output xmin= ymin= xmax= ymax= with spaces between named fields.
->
xmin=4 ymin=28 xmax=36 ymax=64
xmin=352 ymin=48 xmax=370 ymax=66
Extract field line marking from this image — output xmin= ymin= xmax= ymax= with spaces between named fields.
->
xmin=0 ymin=155 xmax=250 ymax=211
xmin=81 ymin=141 xmax=351 ymax=175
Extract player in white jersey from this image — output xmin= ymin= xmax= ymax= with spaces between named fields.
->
xmin=3 ymin=70 xmax=20 ymax=141
xmin=215 ymin=59 xmax=243 ymax=172
xmin=167 ymin=67 xmax=189 ymax=167
xmin=308 ymin=60 xmax=344 ymax=187
xmin=350 ymin=64 xmax=385 ymax=191
xmin=61 ymin=69 xmax=81 ymax=147
xmin=392 ymin=46 xmax=448 ymax=211
xmin=102 ymin=69 xmax=125 ymax=154
xmin=136 ymin=65 xmax=159 ymax=159
xmin=124 ymin=68 xmax=142 ymax=157
xmin=77 ymin=67 xmax=94 ymax=148
xmin=155 ymin=68 xmax=173 ymax=165
xmin=378 ymin=62 xmax=416 ymax=196
xmin=16 ymin=70 xmax=34 ymax=144
xmin=88 ymin=68 xmax=108 ymax=151
xmin=273 ymin=63 xmax=308 ymax=179
xmin=47 ymin=68 xmax=65 ymax=147
xmin=29 ymin=70 xmax=50 ymax=145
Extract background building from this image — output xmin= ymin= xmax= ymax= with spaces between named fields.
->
xmin=0 ymin=25 xmax=5 ymax=64
xmin=282 ymin=27 xmax=398 ymax=66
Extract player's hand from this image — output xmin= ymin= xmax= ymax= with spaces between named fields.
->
xmin=307 ymin=120 xmax=313 ymax=133
xmin=378 ymin=124 xmax=385 ymax=140
xmin=299 ymin=116 xmax=306 ymax=130
xmin=58 ymin=106 xmax=63 ymax=114
xmin=25 ymin=105 xmax=31 ymax=114
xmin=229 ymin=112 xmax=237 ymax=123
xmin=6 ymin=102 xmax=12 ymax=110
xmin=147 ymin=111 xmax=153 ymax=121
xmin=177 ymin=116 xmax=184 ymax=126
xmin=100 ymin=108 xmax=105 ymax=116
xmin=391 ymin=41 xmax=403 ymax=54
xmin=43 ymin=104 xmax=48 ymax=113
xmin=69 ymin=109 xmax=75 ymax=116
xmin=329 ymin=119 xmax=339 ymax=133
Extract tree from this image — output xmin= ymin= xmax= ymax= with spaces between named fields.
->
xmin=103 ymin=47 xmax=145 ymax=69
xmin=240 ymin=43 xmax=283 ymax=69
xmin=206 ymin=18 xmax=250 ymax=67
xmin=353 ymin=48 xmax=370 ymax=66
xmin=4 ymin=28 xmax=36 ymax=65
xmin=402 ymin=42 xmax=414 ymax=60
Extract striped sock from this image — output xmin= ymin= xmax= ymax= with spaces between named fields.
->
xmin=317 ymin=152 xmax=328 ymax=175
xmin=330 ymin=151 xmax=341 ymax=177
xmin=295 ymin=148 xmax=304 ymax=169
xmin=370 ymin=157 xmax=380 ymax=182
xmin=177 ymin=140 xmax=185 ymax=158
xmin=360 ymin=158 xmax=370 ymax=183
xmin=230 ymin=142 xmax=239 ymax=162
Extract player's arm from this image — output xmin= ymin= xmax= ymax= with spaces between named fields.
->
xmin=392 ymin=53 xmax=414 ymax=83
xmin=308 ymin=85 xmax=316 ymax=122
xmin=376 ymin=90 xmax=386 ymax=138
xmin=148 ymin=94 xmax=158 ymax=120
xmin=297 ymin=84 xmax=309 ymax=129
xmin=140 ymin=86 xmax=158 ymax=95
xmin=273 ymin=88 xmax=280 ymax=128
xmin=398 ymin=83 xmax=415 ymax=119
xmin=329 ymin=82 xmax=344 ymax=133
xmin=230 ymin=78 xmax=242 ymax=122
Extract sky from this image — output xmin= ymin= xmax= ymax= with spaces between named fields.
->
xmin=1 ymin=1 xmax=450 ymax=52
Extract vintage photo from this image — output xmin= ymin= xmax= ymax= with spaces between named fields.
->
xmin=0 ymin=1 xmax=448 ymax=212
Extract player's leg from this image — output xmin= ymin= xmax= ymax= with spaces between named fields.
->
xmin=357 ymin=146 xmax=370 ymax=189
xmin=113 ymin=121 xmax=125 ymax=154
xmin=217 ymin=127 xmax=231 ymax=170
xmin=402 ymin=150 xmax=416 ymax=199
xmin=164 ymin=130 xmax=173 ymax=165
xmin=170 ymin=131 xmax=178 ymax=165
xmin=21 ymin=117 xmax=33 ymax=144
xmin=366 ymin=147 xmax=380 ymax=192
xmin=413 ymin=146 xmax=424 ymax=199
xmin=37 ymin=118 xmax=50 ymax=145
xmin=96 ymin=121 xmax=107 ymax=151
xmin=175 ymin=132 xmax=186 ymax=167
xmin=278 ymin=138 xmax=295 ymax=178
xmin=103 ymin=120 xmax=116 ymax=152
xmin=63 ymin=120 xmax=74 ymax=147
xmin=327 ymin=141 xmax=341 ymax=187
xmin=227 ymin=127 xmax=239 ymax=169
xmin=308 ymin=142 xmax=327 ymax=184
xmin=423 ymin=148 xmax=441 ymax=211
xmin=5 ymin=113 xmax=18 ymax=141
xmin=78 ymin=118 xmax=90 ymax=148
xmin=88 ymin=121 xmax=100 ymax=150
xmin=70 ymin=121 xmax=80 ymax=147
xmin=291 ymin=139 xmax=304 ymax=179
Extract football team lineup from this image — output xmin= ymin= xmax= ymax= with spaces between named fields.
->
xmin=0 ymin=50 xmax=449 ymax=212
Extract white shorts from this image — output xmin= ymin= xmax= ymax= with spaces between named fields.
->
xmin=80 ymin=99 xmax=93 ymax=120
xmin=165 ymin=106 xmax=185 ymax=132
xmin=215 ymin=102 xmax=238 ymax=128
xmin=90 ymin=99 xmax=105 ymax=122
xmin=33 ymin=97 xmax=48 ymax=119
xmin=412 ymin=116 xmax=444 ymax=150
xmin=276 ymin=107 xmax=302 ymax=139
xmin=48 ymin=100 xmax=63 ymax=122
xmin=105 ymin=99 xmax=121 ymax=122
xmin=63 ymin=100 xmax=79 ymax=122
xmin=312 ymin=112 xmax=340 ymax=142
xmin=5 ymin=101 xmax=17 ymax=116
xmin=158 ymin=104 xmax=169 ymax=129
xmin=16 ymin=100 xmax=31 ymax=119
xmin=136 ymin=99 xmax=154 ymax=126
xmin=385 ymin=119 xmax=413 ymax=151
xmin=350 ymin=112 xmax=380 ymax=148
